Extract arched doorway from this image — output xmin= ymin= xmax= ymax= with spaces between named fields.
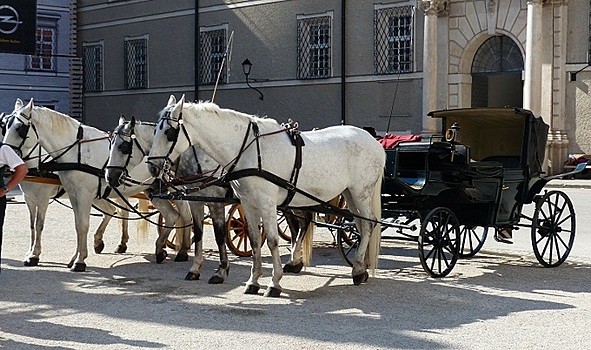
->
xmin=471 ymin=35 xmax=524 ymax=107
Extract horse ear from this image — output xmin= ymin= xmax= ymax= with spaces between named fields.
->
xmin=130 ymin=116 xmax=136 ymax=127
xmin=179 ymin=94 xmax=186 ymax=105
xmin=15 ymin=98 xmax=23 ymax=110
xmin=118 ymin=115 xmax=127 ymax=125
xmin=23 ymin=98 xmax=34 ymax=115
xmin=167 ymin=95 xmax=176 ymax=107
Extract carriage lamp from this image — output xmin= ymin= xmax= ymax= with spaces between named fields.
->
xmin=241 ymin=58 xmax=264 ymax=100
xmin=445 ymin=122 xmax=461 ymax=143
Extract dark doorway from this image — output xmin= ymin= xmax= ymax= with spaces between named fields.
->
xmin=471 ymin=36 xmax=524 ymax=108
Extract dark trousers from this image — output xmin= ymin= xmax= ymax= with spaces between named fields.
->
xmin=0 ymin=195 xmax=6 ymax=272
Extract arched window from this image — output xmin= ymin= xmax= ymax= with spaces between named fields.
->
xmin=472 ymin=36 xmax=523 ymax=74
xmin=471 ymin=35 xmax=524 ymax=107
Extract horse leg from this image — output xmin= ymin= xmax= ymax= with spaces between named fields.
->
xmin=185 ymin=202 xmax=204 ymax=280
xmin=261 ymin=207 xmax=284 ymax=297
xmin=283 ymin=209 xmax=308 ymax=274
xmin=114 ymin=198 xmax=130 ymax=254
xmin=242 ymin=204 xmax=264 ymax=295
xmin=174 ymin=201 xmax=192 ymax=262
xmin=22 ymin=184 xmax=54 ymax=266
xmin=151 ymin=198 xmax=179 ymax=263
xmin=206 ymin=202 xmax=229 ymax=284
xmin=91 ymin=201 xmax=116 ymax=254
xmin=24 ymin=199 xmax=40 ymax=266
xmin=343 ymin=184 xmax=381 ymax=285
xmin=67 ymin=196 xmax=93 ymax=272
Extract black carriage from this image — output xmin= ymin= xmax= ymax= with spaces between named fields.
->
xmin=338 ymin=107 xmax=578 ymax=277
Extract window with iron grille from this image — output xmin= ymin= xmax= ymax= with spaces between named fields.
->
xmin=297 ymin=14 xmax=332 ymax=79
xmin=27 ymin=28 xmax=55 ymax=71
xmin=374 ymin=5 xmax=414 ymax=74
xmin=200 ymin=28 xmax=227 ymax=85
xmin=124 ymin=36 xmax=148 ymax=89
xmin=83 ymin=42 xmax=103 ymax=92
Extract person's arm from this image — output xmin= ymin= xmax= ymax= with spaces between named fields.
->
xmin=0 ymin=163 xmax=28 ymax=197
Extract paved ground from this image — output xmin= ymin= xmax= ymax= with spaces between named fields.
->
xmin=0 ymin=179 xmax=590 ymax=349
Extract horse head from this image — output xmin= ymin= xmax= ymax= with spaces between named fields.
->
xmin=106 ymin=114 xmax=151 ymax=188
xmin=3 ymin=98 xmax=38 ymax=159
xmin=146 ymin=94 xmax=188 ymax=178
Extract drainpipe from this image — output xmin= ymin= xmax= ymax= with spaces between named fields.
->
xmin=340 ymin=0 xmax=346 ymax=125
xmin=195 ymin=0 xmax=200 ymax=101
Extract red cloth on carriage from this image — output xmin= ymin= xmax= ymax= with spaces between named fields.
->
xmin=379 ymin=133 xmax=422 ymax=149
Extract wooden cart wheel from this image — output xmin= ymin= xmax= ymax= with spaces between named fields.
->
xmin=458 ymin=225 xmax=488 ymax=258
xmin=418 ymin=207 xmax=460 ymax=278
xmin=531 ymin=190 xmax=576 ymax=267
xmin=336 ymin=219 xmax=359 ymax=267
xmin=276 ymin=211 xmax=292 ymax=242
xmin=225 ymin=204 xmax=268 ymax=257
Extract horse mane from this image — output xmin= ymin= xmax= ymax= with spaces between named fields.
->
xmin=185 ymin=101 xmax=281 ymax=129
xmin=33 ymin=106 xmax=107 ymax=137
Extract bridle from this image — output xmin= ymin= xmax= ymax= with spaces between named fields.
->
xmin=145 ymin=110 xmax=188 ymax=176
xmin=106 ymin=121 xmax=151 ymax=185
xmin=4 ymin=110 xmax=41 ymax=161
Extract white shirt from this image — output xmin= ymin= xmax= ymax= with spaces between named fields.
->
xmin=0 ymin=144 xmax=25 ymax=170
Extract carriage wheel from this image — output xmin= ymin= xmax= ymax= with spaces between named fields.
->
xmin=336 ymin=219 xmax=359 ymax=267
xmin=458 ymin=226 xmax=488 ymax=258
xmin=276 ymin=211 xmax=292 ymax=242
xmin=418 ymin=207 xmax=460 ymax=277
xmin=225 ymin=204 xmax=279 ymax=257
xmin=531 ymin=190 xmax=576 ymax=267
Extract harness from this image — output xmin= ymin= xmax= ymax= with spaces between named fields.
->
xmin=149 ymin=113 xmax=306 ymax=208
xmin=5 ymin=112 xmax=112 ymax=199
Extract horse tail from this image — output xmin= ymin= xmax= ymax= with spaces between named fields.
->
xmin=136 ymin=198 xmax=150 ymax=242
xmin=301 ymin=220 xmax=315 ymax=267
xmin=366 ymin=171 xmax=383 ymax=275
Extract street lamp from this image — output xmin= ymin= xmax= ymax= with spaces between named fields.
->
xmin=241 ymin=58 xmax=264 ymax=100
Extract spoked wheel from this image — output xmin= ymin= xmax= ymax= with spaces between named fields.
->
xmin=276 ymin=211 xmax=292 ymax=242
xmin=226 ymin=204 xmax=265 ymax=257
xmin=531 ymin=190 xmax=576 ymax=267
xmin=458 ymin=225 xmax=488 ymax=258
xmin=418 ymin=207 xmax=460 ymax=277
xmin=336 ymin=219 xmax=359 ymax=267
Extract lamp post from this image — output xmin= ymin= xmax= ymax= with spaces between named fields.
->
xmin=241 ymin=58 xmax=264 ymax=100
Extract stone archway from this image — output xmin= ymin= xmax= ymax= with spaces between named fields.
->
xmin=471 ymin=35 xmax=524 ymax=108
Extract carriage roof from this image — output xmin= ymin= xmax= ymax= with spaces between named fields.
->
xmin=427 ymin=107 xmax=549 ymax=176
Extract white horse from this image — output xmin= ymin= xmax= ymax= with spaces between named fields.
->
xmin=147 ymin=95 xmax=384 ymax=297
xmin=106 ymin=115 xmax=230 ymax=282
xmin=1 ymin=106 xmax=131 ymax=267
xmin=3 ymin=98 xmax=151 ymax=271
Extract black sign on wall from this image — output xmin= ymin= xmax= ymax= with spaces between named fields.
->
xmin=0 ymin=0 xmax=37 ymax=54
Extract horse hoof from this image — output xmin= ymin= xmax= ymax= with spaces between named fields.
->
xmin=208 ymin=275 xmax=224 ymax=284
xmin=283 ymin=262 xmax=304 ymax=274
xmin=156 ymin=251 xmax=167 ymax=264
xmin=174 ymin=252 xmax=189 ymax=262
xmin=94 ymin=241 xmax=105 ymax=254
xmin=185 ymin=272 xmax=200 ymax=281
xmin=244 ymin=285 xmax=260 ymax=295
xmin=70 ymin=263 xmax=86 ymax=272
xmin=24 ymin=257 xmax=39 ymax=266
xmin=352 ymin=271 xmax=369 ymax=285
xmin=264 ymin=287 xmax=282 ymax=298
xmin=115 ymin=244 xmax=127 ymax=254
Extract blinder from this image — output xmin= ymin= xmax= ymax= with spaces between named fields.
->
xmin=6 ymin=115 xmax=30 ymax=139
xmin=165 ymin=126 xmax=179 ymax=142
xmin=118 ymin=139 xmax=133 ymax=155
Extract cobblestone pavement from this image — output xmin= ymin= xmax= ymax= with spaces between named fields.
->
xmin=0 ymin=183 xmax=590 ymax=349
